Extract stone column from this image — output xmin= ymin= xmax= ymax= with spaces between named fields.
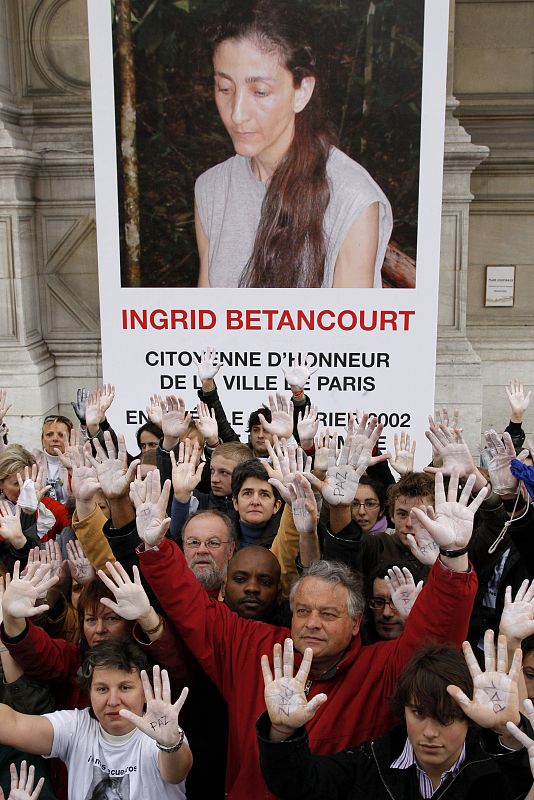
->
xmin=435 ymin=0 xmax=489 ymax=449
xmin=0 ymin=0 xmax=100 ymax=448
xmin=0 ymin=0 xmax=55 ymax=447
xmin=454 ymin=0 xmax=534 ymax=434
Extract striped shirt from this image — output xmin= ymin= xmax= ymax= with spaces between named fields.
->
xmin=391 ymin=738 xmax=466 ymax=798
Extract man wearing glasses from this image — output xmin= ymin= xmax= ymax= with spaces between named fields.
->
xmin=365 ymin=559 xmax=427 ymax=642
xmin=181 ymin=509 xmax=236 ymax=597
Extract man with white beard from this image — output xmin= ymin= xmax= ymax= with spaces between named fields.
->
xmin=181 ymin=510 xmax=236 ymax=597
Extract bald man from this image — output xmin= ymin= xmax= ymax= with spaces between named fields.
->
xmin=223 ymin=546 xmax=290 ymax=625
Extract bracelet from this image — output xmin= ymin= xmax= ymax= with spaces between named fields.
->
xmin=291 ymin=388 xmax=305 ymax=399
xmin=141 ymin=614 xmax=164 ymax=636
xmin=0 ymin=646 xmax=8 ymax=654
xmin=439 ymin=545 xmax=469 ymax=558
xmin=156 ymin=727 xmax=185 ymax=752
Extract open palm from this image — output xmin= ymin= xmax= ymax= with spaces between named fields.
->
xmin=261 ymin=639 xmax=327 ymax=733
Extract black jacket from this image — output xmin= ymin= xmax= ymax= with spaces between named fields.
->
xmin=257 ymin=714 xmax=532 ymax=800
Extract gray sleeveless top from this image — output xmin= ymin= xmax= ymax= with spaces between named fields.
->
xmin=195 ymin=146 xmax=393 ymax=288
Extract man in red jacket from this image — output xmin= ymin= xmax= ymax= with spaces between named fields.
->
xmin=133 ymin=460 xmax=487 ymax=800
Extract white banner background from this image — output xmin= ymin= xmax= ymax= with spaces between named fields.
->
xmin=87 ymin=1 xmax=449 ymax=464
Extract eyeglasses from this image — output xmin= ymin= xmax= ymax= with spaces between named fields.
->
xmin=352 ymin=500 xmax=380 ymax=510
xmin=183 ymin=538 xmax=231 ymax=550
xmin=369 ymin=597 xmax=397 ymax=611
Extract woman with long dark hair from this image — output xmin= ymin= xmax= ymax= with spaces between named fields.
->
xmin=195 ymin=0 xmax=392 ymax=289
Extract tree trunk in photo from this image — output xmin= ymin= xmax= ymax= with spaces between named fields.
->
xmin=116 ymin=0 xmax=141 ymax=286
xmin=382 ymin=241 xmax=416 ymax=288
xmin=360 ymin=0 xmax=375 ymax=155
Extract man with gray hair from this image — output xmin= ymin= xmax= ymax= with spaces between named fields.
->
xmin=287 ymin=561 xmax=365 ymax=678
xmin=134 ymin=425 xmax=487 ymax=800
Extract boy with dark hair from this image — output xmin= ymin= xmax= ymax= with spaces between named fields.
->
xmin=258 ymin=634 xmax=532 ymax=800
xmin=246 ymin=407 xmax=273 ymax=458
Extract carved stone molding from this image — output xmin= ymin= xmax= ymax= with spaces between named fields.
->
xmin=27 ymin=0 xmax=91 ymax=94
xmin=0 ymin=216 xmax=17 ymax=341
xmin=39 ymin=213 xmax=100 ymax=339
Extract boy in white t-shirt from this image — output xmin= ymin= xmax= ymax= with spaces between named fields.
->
xmin=0 ymin=639 xmax=191 ymax=800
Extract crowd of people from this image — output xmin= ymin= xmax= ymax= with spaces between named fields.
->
xmin=0 ymin=363 xmax=533 ymax=799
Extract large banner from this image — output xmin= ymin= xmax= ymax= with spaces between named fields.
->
xmin=87 ymin=0 xmax=448 ymax=462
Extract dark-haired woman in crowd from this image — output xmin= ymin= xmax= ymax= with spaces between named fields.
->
xmin=195 ymin=0 xmax=392 ymax=289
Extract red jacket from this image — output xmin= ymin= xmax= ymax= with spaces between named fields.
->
xmin=138 ymin=538 xmax=478 ymax=800
xmin=1 ymin=616 xmax=192 ymax=709
xmin=39 ymin=496 xmax=71 ymax=541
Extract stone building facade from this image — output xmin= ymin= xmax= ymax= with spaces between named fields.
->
xmin=0 ymin=0 xmax=532 ymax=449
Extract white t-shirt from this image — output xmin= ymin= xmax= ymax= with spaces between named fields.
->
xmin=195 ymin=146 xmax=393 ymax=288
xmin=44 ymin=708 xmax=187 ymax=800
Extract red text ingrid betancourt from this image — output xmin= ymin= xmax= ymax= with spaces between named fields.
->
xmin=121 ymin=308 xmax=415 ymax=332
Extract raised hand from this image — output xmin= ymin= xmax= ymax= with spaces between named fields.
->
xmin=196 ymin=347 xmax=221 ymax=384
xmin=406 ymin=512 xmax=440 ymax=566
xmin=506 ymin=378 xmax=531 ymax=423
xmin=282 ymin=355 xmax=317 ymax=392
xmin=159 ymin=396 xmax=192 ymax=442
xmin=85 ymin=384 xmax=115 ymax=429
xmin=0 ymin=502 xmax=26 ymax=549
xmin=130 ymin=469 xmax=171 ymax=548
xmin=448 ymin=630 xmax=521 ymax=734
xmin=507 ymin=699 xmax=534 ymax=777
xmin=194 ymin=402 xmax=218 ymax=445
xmin=0 ymin=389 xmax=12 ymax=423
xmin=266 ymin=439 xmax=312 ymax=504
xmin=384 ymin=566 xmax=423 ymax=619
xmin=430 ymin=406 xmax=460 ymax=432
xmin=297 ymin=405 xmax=319 ymax=450
xmin=346 ymin=414 xmax=387 ymax=469
xmin=33 ymin=463 xmax=52 ymax=503
xmin=410 ymin=470 xmax=487 ymax=551
xmin=85 ymin=431 xmax=139 ymax=500
xmin=70 ymin=455 xmax=101 ymax=502
xmin=287 ymin=475 xmax=318 ymax=536
xmin=119 ymin=665 xmax=188 ymax=748
xmin=97 ymin=561 xmax=151 ymax=621
xmin=483 ymin=429 xmax=529 ymax=496
xmin=499 ymin=580 xmax=534 ymax=645
xmin=55 ymin=428 xmax=84 ymax=471
xmin=305 ymin=429 xmax=380 ymax=507
xmin=41 ymin=540 xmax=66 ymax=581
xmin=428 ymin=408 xmax=460 ymax=462
xmin=0 ymin=761 xmax=45 ymax=800
xmin=312 ymin=429 xmax=332 ymax=473
xmin=424 ymin=425 xmax=477 ymax=478
xmin=145 ymin=395 xmax=163 ymax=428
xmin=16 ymin=468 xmax=39 ymax=514
xmin=388 ymin=432 xmax=416 ymax=476
xmin=258 ymin=394 xmax=293 ymax=439
xmin=66 ymin=539 xmax=96 ymax=585
xmin=2 ymin=562 xmax=58 ymax=620
xmin=169 ymin=440 xmax=205 ymax=502
xmin=262 ymin=639 xmax=327 ymax=738
xmin=71 ymin=387 xmax=89 ymax=426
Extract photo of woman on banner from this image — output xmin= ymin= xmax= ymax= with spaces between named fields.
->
xmin=110 ymin=0 xmax=423 ymax=289
xmin=195 ymin=0 xmax=393 ymax=289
